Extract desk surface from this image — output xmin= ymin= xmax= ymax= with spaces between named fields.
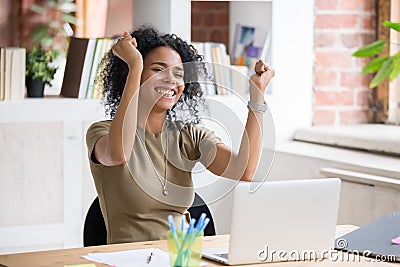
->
xmin=0 ymin=226 xmax=398 ymax=267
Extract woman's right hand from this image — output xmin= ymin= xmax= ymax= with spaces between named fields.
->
xmin=112 ymin=31 xmax=143 ymax=69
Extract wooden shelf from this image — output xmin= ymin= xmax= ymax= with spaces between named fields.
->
xmin=0 ymin=97 xmax=105 ymax=123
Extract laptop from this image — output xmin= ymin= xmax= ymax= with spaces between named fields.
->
xmin=202 ymin=178 xmax=341 ymax=265
xmin=334 ymin=212 xmax=400 ymax=262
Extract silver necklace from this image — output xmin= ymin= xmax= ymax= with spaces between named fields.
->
xmin=136 ymin=128 xmax=169 ymax=196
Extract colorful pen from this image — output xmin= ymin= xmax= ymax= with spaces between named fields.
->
xmin=168 ymin=215 xmax=180 ymax=250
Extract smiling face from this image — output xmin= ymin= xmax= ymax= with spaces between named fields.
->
xmin=139 ymin=46 xmax=185 ymax=112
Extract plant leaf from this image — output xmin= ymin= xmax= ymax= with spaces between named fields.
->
xmin=383 ymin=21 xmax=400 ymax=32
xmin=29 ymin=4 xmax=47 ymax=15
xmin=393 ymin=51 xmax=400 ymax=60
xmin=32 ymin=25 xmax=49 ymax=44
xmin=26 ymin=46 xmax=57 ymax=83
xmin=362 ymin=56 xmax=388 ymax=74
xmin=55 ymin=3 xmax=77 ymax=13
xmin=353 ymin=40 xmax=386 ymax=57
xmin=389 ymin=58 xmax=400 ymax=80
xmin=41 ymin=37 xmax=54 ymax=47
xmin=369 ymin=57 xmax=394 ymax=88
xmin=49 ymin=21 xmax=61 ymax=28
xmin=61 ymin=14 xmax=78 ymax=25
xmin=47 ymin=0 xmax=57 ymax=8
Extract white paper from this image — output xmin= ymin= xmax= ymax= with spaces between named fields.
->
xmin=82 ymin=248 xmax=207 ymax=267
xmin=82 ymin=248 xmax=169 ymax=267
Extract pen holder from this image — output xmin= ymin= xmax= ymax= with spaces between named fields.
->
xmin=167 ymin=230 xmax=203 ymax=267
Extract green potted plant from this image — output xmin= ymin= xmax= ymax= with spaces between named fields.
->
xmin=353 ymin=21 xmax=400 ymax=88
xmin=25 ymin=46 xmax=57 ymax=97
xmin=28 ymin=0 xmax=78 ymax=94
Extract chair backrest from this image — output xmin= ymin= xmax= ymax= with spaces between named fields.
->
xmin=83 ymin=193 xmax=216 ymax=246
xmin=187 ymin=193 xmax=216 ymax=236
xmin=83 ymin=196 xmax=107 ymax=247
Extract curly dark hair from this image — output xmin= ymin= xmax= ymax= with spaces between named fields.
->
xmin=96 ymin=25 xmax=208 ymax=124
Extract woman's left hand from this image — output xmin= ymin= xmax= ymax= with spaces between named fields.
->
xmin=249 ymin=60 xmax=275 ymax=93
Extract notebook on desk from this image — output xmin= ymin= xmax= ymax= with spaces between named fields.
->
xmin=334 ymin=212 xmax=400 ymax=262
xmin=202 ymin=178 xmax=341 ymax=265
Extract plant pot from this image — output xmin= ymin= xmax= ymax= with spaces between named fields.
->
xmin=26 ymin=78 xmax=45 ymax=97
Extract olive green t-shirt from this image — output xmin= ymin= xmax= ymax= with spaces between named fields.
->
xmin=86 ymin=120 xmax=222 ymax=244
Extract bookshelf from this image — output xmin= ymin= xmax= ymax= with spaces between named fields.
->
xmin=0 ymin=0 xmax=315 ymax=252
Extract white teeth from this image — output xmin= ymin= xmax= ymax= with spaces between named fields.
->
xmin=155 ymin=88 xmax=174 ymax=97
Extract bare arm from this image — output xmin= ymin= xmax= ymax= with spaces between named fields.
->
xmin=206 ymin=60 xmax=274 ymax=181
xmin=94 ymin=32 xmax=143 ymax=166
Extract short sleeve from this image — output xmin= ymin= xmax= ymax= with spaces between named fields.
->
xmin=184 ymin=124 xmax=223 ymax=165
xmin=86 ymin=120 xmax=112 ymax=162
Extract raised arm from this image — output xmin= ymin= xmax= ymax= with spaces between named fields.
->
xmin=206 ymin=60 xmax=274 ymax=181
xmin=94 ymin=32 xmax=143 ymax=166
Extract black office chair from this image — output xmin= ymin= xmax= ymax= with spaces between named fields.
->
xmin=187 ymin=193 xmax=216 ymax=236
xmin=83 ymin=196 xmax=107 ymax=247
xmin=83 ymin=193 xmax=216 ymax=247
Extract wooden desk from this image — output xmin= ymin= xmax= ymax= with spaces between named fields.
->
xmin=0 ymin=227 xmax=398 ymax=267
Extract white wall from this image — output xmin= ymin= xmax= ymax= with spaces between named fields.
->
xmin=133 ymin=0 xmax=191 ymax=41
xmin=266 ymin=0 xmax=314 ymax=143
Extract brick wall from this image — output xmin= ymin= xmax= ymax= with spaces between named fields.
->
xmin=19 ymin=0 xmax=46 ymax=50
xmin=0 ymin=0 xmax=53 ymax=48
xmin=191 ymin=1 xmax=229 ymax=49
xmin=0 ymin=0 xmax=20 ymax=46
xmin=313 ymin=0 xmax=376 ymax=125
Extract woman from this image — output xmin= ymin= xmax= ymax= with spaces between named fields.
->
xmin=86 ymin=26 xmax=274 ymax=244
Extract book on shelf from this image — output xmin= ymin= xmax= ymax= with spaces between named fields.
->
xmin=0 ymin=47 xmax=26 ymax=101
xmin=61 ymin=37 xmax=91 ymax=98
xmin=231 ymin=23 xmax=271 ymax=70
xmin=90 ymin=38 xmax=115 ymax=99
xmin=192 ymin=42 xmax=215 ymax=95
xmin=192 ymin=42 xmax=232 ymax=95
xmin=78 ymin=38 xmax=96 ymax=98
xmin=61 ymin=37 xmax=115 ymax=99
xmin=0 ymin=48 xmax=5 ymax=100
xmin=230 ymin=65 xmax=249 ymax=98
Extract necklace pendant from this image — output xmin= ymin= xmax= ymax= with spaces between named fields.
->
xmin=163 ymin=188 xmax=169 ymax=196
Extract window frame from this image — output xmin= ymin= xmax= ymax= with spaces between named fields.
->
xmin=376 ymin=0 xmax=400 ymax=124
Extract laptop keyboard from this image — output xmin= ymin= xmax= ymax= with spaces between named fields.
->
xmin=216 ymin=253 xmax=229 ymax=259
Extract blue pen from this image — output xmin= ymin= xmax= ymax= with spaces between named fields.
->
xmin=181 ymin=215 xmax=185 ymax=240
xmin=168 ymin=215 xmax=180 ymax=250
xmin=193 ymin=217 xmax=209 ymax=240
xmin=186 ymin=218 xmax=196 ymax=235
xmin=195 ymin=213 xmax=206 ymax=231
xmin=180 ymin=218 xmax=195 ymax=248
xmin=200 ymin=218 xmax=210 ymax=232
xmin=191 ymin=216 xmax=210 ymax=245
xmin=187 ymin=218 xmax=200 ymax=246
